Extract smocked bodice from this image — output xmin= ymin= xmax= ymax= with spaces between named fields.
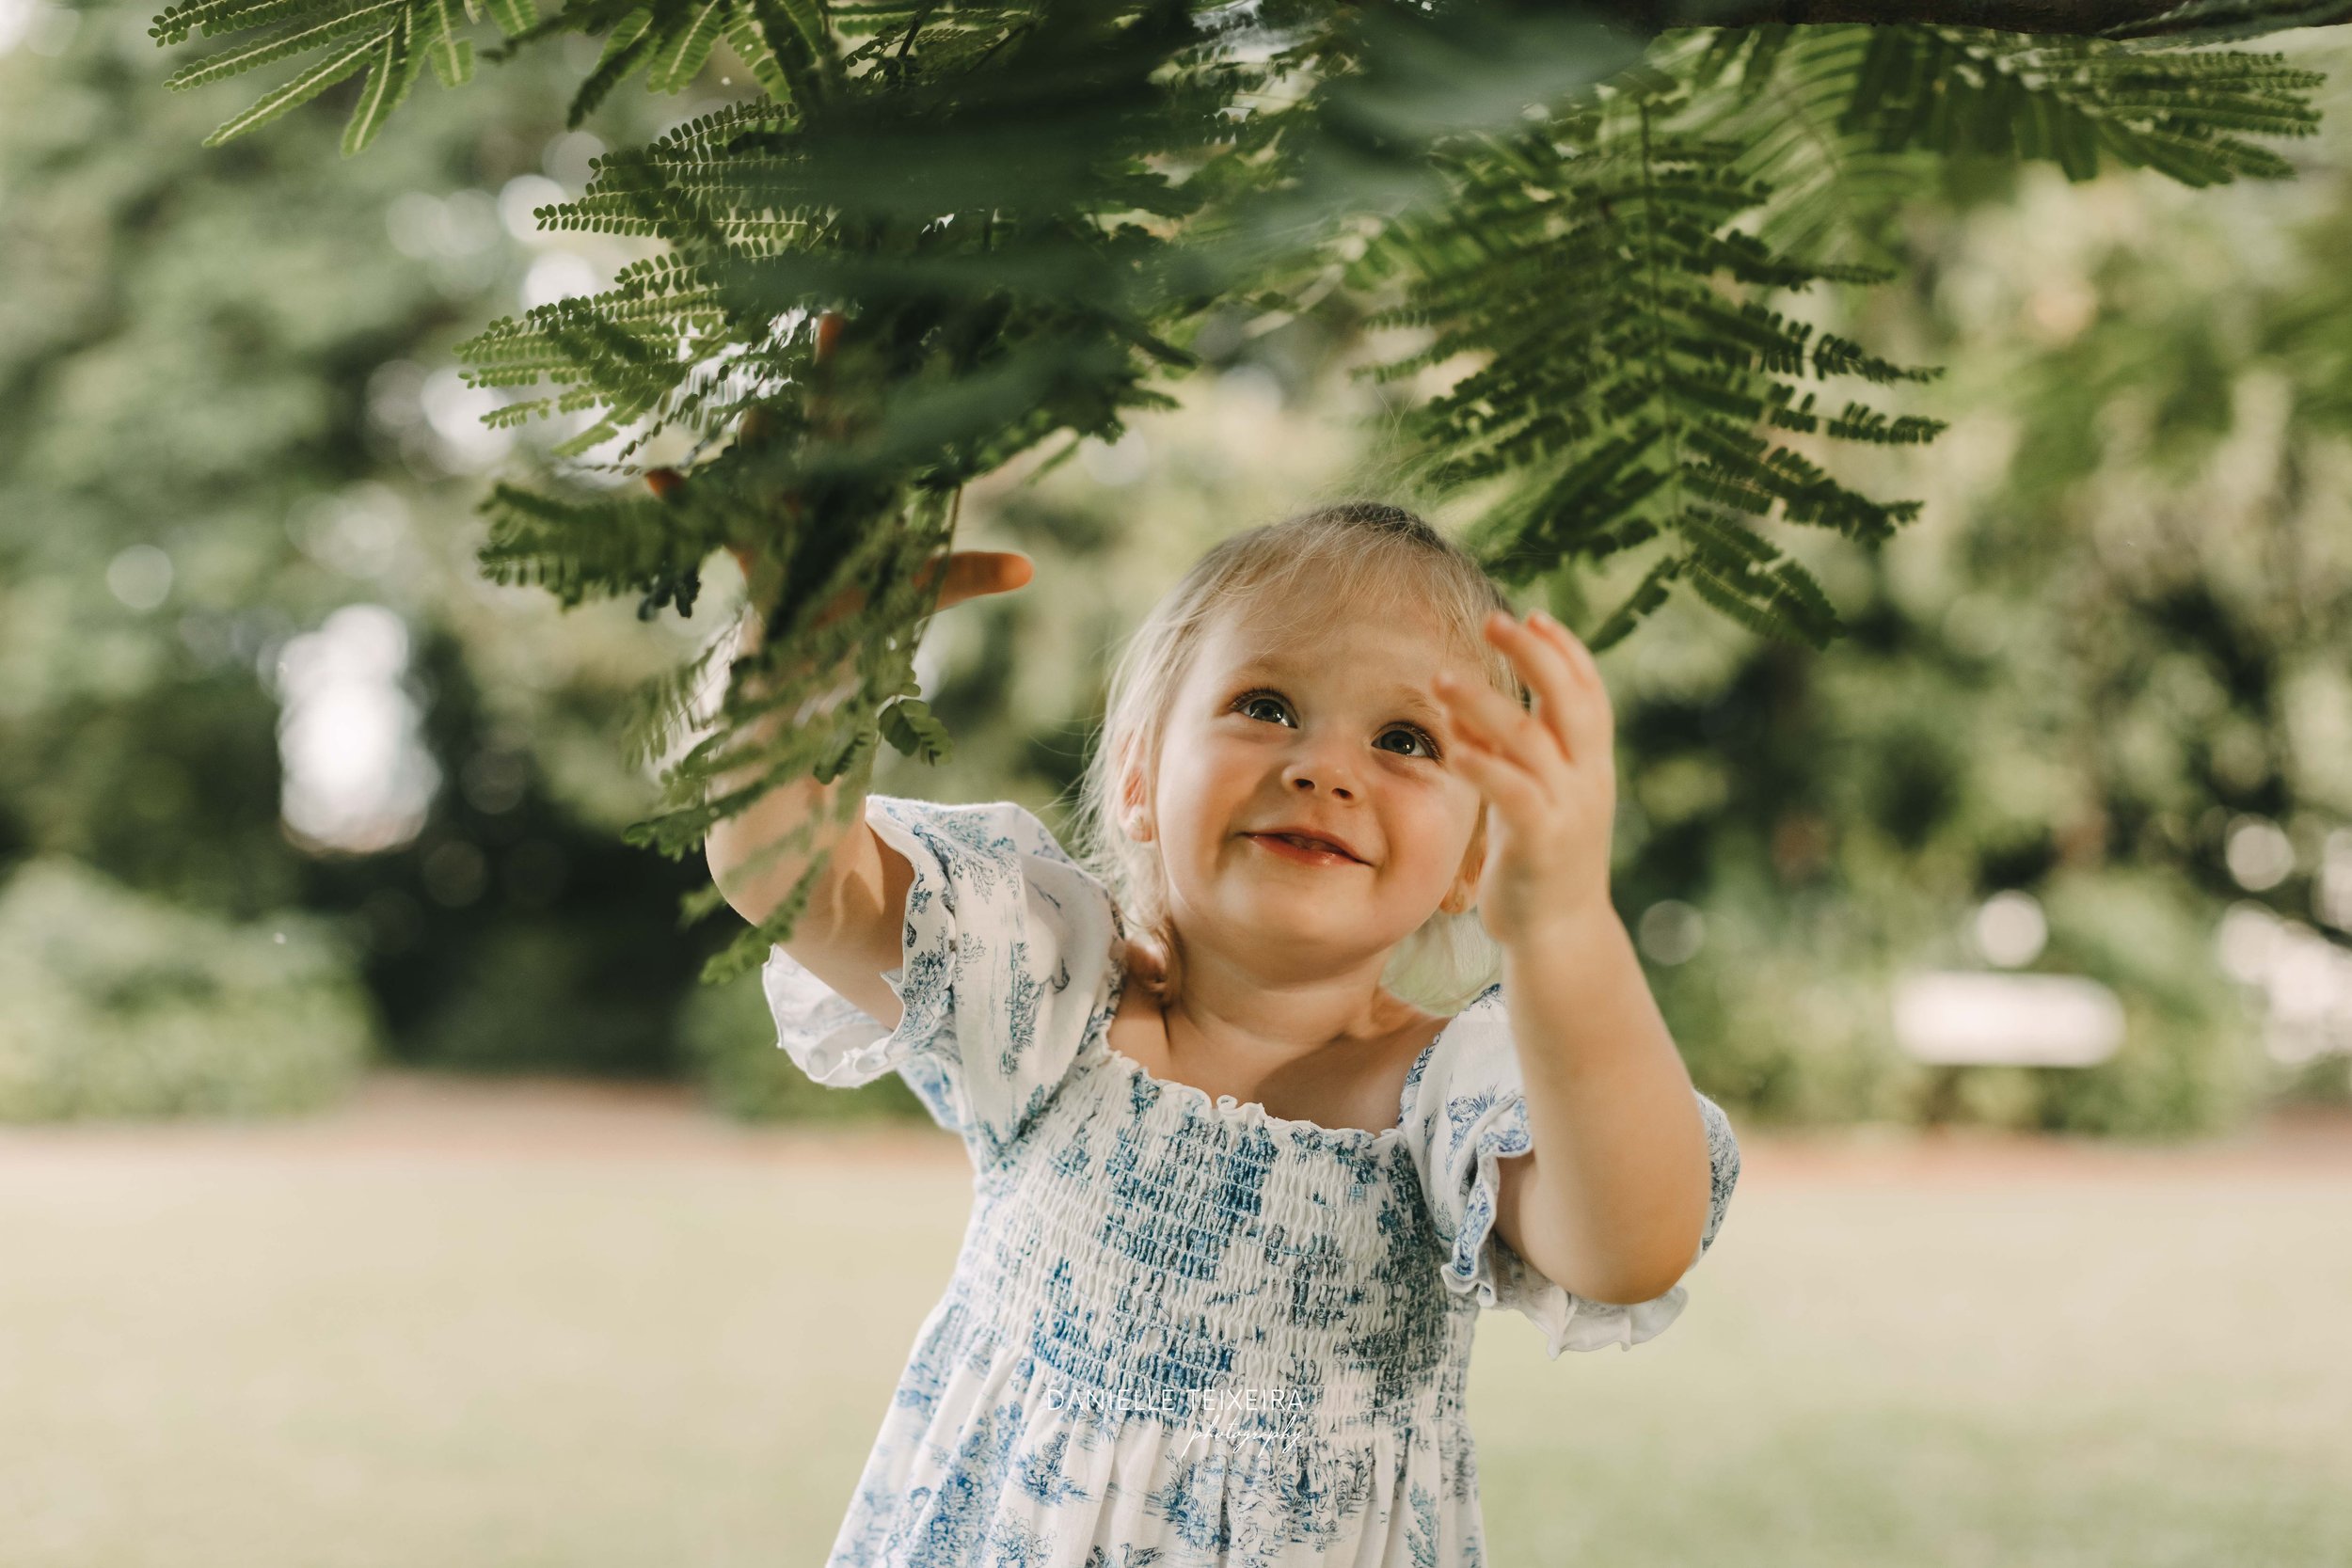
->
xmin=932 ymin=1039 xmax=1473 ymax=1444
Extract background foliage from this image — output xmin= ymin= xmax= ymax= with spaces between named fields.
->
xmin=0 ymin=854 xmax=373 ymax=1117
xmin=0 ymin=5 xmax=735 ymax=1101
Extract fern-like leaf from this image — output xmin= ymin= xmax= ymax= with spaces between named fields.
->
xmin=342 ymin=8 xmax=422 ymax=153
xmin=201 ymin=30 xmax=377 ymax=143
xmin=1359 ymin=76 xmax=1945 ymax=649
xmin=421 ymin=0 xmax=472 ymax=85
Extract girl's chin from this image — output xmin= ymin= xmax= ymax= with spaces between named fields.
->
xmin=1215 ymin=894 xmax=1392 ymax=939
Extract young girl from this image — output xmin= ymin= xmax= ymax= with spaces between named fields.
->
xmin=721 ymin=502 xmax=1740 ymax=1566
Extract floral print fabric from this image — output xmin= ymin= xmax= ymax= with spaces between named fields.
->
xmin=762 ymin=794 xmax=1740 ymax=1566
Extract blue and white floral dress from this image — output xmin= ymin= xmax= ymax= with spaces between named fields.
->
xmin=763 ymin=795 xmax=1740 ymax=1568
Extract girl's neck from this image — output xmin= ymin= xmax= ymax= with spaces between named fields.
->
xmin=1112 ymin=944 xmax=1447 ymax=1134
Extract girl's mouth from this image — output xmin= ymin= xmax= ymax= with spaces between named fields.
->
xmin=1247 ymin=833 xmax=1361 ymax=867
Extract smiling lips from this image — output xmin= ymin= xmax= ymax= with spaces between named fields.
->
xmin=1247 ymin=831 xmax=1364 ymax=865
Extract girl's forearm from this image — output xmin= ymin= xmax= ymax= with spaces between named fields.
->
xmin=1498 ymin=901 xmax=1714 ymax=1306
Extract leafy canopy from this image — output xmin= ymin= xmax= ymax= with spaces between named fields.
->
xmin=146 ymin=0 xmax=2328 ymax=977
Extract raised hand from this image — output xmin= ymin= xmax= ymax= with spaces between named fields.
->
xmin=1431 ymin=608 xmax=1618 ymax=949
xmin=721 ymin=547 xmax=1034 ymax=675
xmin=645 ymin=437 xmax=1032 ymax=668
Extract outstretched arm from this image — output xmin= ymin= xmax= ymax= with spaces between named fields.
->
xmin=1491 ymin=904 xmax=1712 ymax=1307
xmin=1432 ymin=607 xmax=1713 ymax=1307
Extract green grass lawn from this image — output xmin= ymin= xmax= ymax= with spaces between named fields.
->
xmin=1 ymin=1101 xmax=2345 ymax=1567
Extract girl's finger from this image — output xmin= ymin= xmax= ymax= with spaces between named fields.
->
xmin=1484 ymin=610 xmax=1590 ymax=769
xmin=938 ymin=550 xmax=1033 ymax=608
xmin=1449 ymin=727 xmax=1548 ymax=831
xmin=1523 ymin=609 xmax=1604 ymax=698
xmin=780 ymin=548 xmax=1031 ymax=634
xmin=1529 ymin=608 xmax=1603 ymax=688
xmin=1522 ymin=610 xmax=1613 ymax=765
xmin=1438 ymin=656 xmax=1568 ymax=787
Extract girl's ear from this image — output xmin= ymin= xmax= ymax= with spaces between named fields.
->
xmin=1116 ymin=749 xmax=1154 ymax=843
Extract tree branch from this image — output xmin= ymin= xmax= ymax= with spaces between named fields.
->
xmin=1650 ymin=0 xmax=2352 ymax=39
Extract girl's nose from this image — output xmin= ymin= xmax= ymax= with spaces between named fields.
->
xmin=1281 ymin=747 xmax=1359 ymax=800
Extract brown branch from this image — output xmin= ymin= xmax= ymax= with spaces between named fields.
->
xmin=1650 ymin=0 xmax=2352 ymax=38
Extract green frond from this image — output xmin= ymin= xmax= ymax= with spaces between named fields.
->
xmin=646 ymin=0 xmax=730 ymax=92
xmin=878 ymin=696 xmax=953 ymax=763
xmin=1655 ymin=22 xmax=2323 ymax=270
xmin=723 ymin=0 xmax=793 ymax=103
xmin=1585 ymin=553 xmax=1684 ymax=651
xmin=342 ymin=8 xmax=423 ymax=153
xmin=568 ymin=7 xmax=657 ymax=123
xmin=201 ymin=30 xmax=377 ymax=143
xmin=165 ymin=0 xmax=405 ymax=89
xmin=1359 ymin=72 xmax=1944 ymax=650
xmin=421 ymin=0 xmax=472 ymax=85
xmin=153 ymin=0 xmax=327 ymax=47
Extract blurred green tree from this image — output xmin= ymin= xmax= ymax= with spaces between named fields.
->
xmin=0 ymin=856 xmax=373 ymax=1118
xmin=0 ymin=5 xmax=861 ymax=1097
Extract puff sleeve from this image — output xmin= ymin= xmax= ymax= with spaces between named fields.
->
xmin=759 ymin=793 xmax=1125 ymax=1169
xmin=1398 ymin=983 xmax=1740 ymax=1357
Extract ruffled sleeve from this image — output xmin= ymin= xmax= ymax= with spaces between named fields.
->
xmin=758 ymin=793 xmax=1125 ymax=1169
xmin=1398 ymin=983 xmax=1740 ymax=1358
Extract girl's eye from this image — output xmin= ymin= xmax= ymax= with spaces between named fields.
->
xmin=1232 ymin=689 xmax=1441 ymax=761
xmin=1381 ymin=725 xmax=1441 ymax=761
xmin=1235 ymin=691 xmax=1290 ymax=726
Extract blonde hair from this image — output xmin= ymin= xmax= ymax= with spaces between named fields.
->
xmin=1061 ymin=501 xmax=1531 ymax=1017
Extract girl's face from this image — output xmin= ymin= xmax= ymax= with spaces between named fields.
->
xmin=1130 ymin=594 xmax=1492 ymax=975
